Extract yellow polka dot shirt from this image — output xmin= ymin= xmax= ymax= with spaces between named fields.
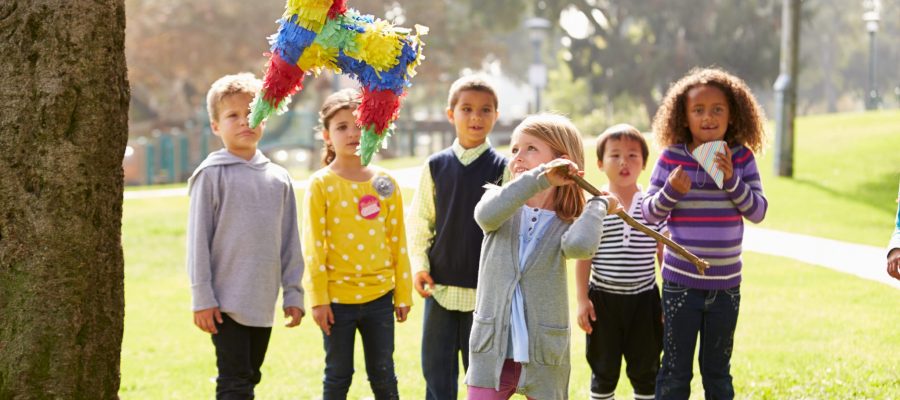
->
xmin=301 ymin=166 xmax=413 ymax=308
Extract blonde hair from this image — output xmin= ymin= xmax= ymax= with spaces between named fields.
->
xmin=318 ymin=88 xmax=362 ymax=166
xmin=447 ymin=75 xmax=499 ymax=110
xmin=514 ymin=113 xmax=586 ymax=223
xmin=652 ymin=67 xmax=767 ymax=154
xmin=206 ymin=72 xmax=262 ymax=122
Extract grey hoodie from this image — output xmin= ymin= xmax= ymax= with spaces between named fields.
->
xmin=186 ymin=149 xmax=304 ymax=327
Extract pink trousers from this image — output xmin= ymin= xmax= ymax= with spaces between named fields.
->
xmin=467 ymin=359 xmax=536 ymax=400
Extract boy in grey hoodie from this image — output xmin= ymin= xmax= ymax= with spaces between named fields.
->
xmin=186 ymin=73 xmax=305 ymax=399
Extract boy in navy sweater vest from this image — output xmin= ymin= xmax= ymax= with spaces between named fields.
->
xmin=408 ymin=75 xmax=508 ymax=400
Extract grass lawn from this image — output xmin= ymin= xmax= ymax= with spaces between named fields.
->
xmin=120 ymin=111 xmax=900 ymax=398
xmin=120 ymin=204 xmax=900 ymax=398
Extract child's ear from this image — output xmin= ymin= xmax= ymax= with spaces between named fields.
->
xmin=210 ymin=120 xmax=222 ymax=137
xmin=597 ymin=159 xmax=604 ymax=171
xmin=322 ymin=129 xmax=332 ymax=145
xmin=445 ymin=107 xmax=454 ymax=123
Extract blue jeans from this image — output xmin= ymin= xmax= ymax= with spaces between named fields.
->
xmin=421 ymin=297 xmax=473 ymax=400
xmin=656 ymin=281 xmax=741 ymax=400
xmin=322 ymin=292 xmax=398 ymax=400
xmin=211 ymin=313 xmax=272 ymax=400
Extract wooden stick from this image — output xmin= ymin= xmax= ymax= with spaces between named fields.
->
xmin=543 ymin=161 xmax=708 ymax=275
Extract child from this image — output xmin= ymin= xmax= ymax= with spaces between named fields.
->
xmin=186 ymin=72 xmax=305 ymax=398
xmin=575 ymin=124 xmax=666 ymax=400
xmin=641 ymin=67 xmax=768 ymax=399
xmin=887 ymin=179 xmax=900 ymax=280
xmin=302 ymin=88 xmax=413 ymax=399
xmin=465 ymin=113 xmax=622 ymax=399
xmin=408 ymin=75 xmax=508 ymax=400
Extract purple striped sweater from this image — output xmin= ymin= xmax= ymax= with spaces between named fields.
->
xmin=641 ymin=144 xmax=767 ymax=289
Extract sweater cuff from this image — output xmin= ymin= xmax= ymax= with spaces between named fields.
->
xmin=310 ymin=290 xmax=331 ymax=308
xmin=587 ymin=196 xmax=609 ymax=209
xmin=661 ymin=181 xmax=687 ymax=204
xmin=191 ymin=284 xmax=219 ymax=311
xmin=282 ymin=289 xmax=304 ymax=311
xmin=533 ymin=165 xmax=553 ymax=191
xmin=723 ymin=174 xmax=741 ymax=193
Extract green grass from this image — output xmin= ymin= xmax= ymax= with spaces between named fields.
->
xmin=120 ymin=111 xmax=900 ymax=398
xmin=120 ymin=202 xmax=899 ymax=398
xmin=756 ymin=110 xmax=900 ymax=246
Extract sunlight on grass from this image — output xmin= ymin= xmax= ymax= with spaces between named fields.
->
xmin=120 ymin=198 xmax=899 ymax=398
xmin=120 ymin=111 xmax=900 ymax=398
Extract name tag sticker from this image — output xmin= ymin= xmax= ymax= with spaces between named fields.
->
xmin=359 ymin=195 xmax=381 ymax=219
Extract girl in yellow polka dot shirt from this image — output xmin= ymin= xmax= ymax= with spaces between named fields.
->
xmin=301 ymin=89 xmax=413 ymax=398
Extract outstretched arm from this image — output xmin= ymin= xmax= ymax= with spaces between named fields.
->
xmin=474 ymin=166 xmax=551 ymax=233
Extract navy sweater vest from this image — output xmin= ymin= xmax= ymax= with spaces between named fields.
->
xmin=427 ymin=147 xmax=507 ymax=288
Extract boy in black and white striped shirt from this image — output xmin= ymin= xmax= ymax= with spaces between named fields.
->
xmin=575 ymin=124 xmax=666 ymax=400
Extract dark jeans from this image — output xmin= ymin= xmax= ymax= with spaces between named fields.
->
xmin=421 ymin=297 xmax=473 ymax=400
xmin=586 ymin=288 xmax=662 ymax=399
xmin=322 ymin=292 xmax=398 ymax=400
xmin=656 ymin=280 xmax=741 ymax=400
xmin=211 ymin=313 xmax=272 ymax=400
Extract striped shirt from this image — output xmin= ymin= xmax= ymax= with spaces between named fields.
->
xmin=641 ymin=144 xmax=767 ymax=290
xmin=590 ymin=191 xmax=667 ymax=295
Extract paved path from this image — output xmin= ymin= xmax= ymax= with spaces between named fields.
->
xmin=125 ymin=166 xmax=899 ymax=290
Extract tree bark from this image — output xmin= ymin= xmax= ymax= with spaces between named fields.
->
xmin=0 ymin=1 xmax=128 ymax=398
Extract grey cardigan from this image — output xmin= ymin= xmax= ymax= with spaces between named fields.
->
xmin=465 ymin=166 xmax=608 ymax=399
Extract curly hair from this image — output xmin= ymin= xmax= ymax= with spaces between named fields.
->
xmin=652 ymin=67 xmax=767 ymax=154
xmin=513 ymin=113 xmax=586 ymax=223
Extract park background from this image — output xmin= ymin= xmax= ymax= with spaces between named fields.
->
xmin=12 ymin=0 xmax=900 ymax=398
xmin=122 ymin=0 xmax=900 ymax=398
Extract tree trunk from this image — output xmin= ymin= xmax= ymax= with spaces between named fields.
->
xmin=0 ymin=1 xmax=128 ymax=398
xmin=642 ymin=92 xmax=660 ymax=126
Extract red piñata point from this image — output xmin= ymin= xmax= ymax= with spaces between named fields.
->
xmin=261 ymin=53 xmax=306 ymax=106
xmin=357 ymin=87 xmax=402 ymax=135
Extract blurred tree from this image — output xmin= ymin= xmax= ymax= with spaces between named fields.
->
xmin=125 ymin=0 xmax=530 ymax=133
xmin=799 ymin=0 xmax=900 ymax=113
xmin=125 ymin=0 xmax=284 ymax=127
xmin=541 ymin=0 xmax=782 ymax=120
xmin=0 ymin=0 xmax=128 ymax=397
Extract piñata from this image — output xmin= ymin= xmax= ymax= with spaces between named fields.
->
xmin=250 ymin=0 xmax=427 ymax=165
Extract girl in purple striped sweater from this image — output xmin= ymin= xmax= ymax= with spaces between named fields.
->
xmin=641 ymin=67 xmax=768 ymax=399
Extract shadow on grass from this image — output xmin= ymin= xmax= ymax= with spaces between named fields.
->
xmin=791 ymin=171 xmax=898 ymax=215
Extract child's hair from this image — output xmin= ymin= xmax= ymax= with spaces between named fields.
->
xmin=318 ymin=88 xmax=362 ymax=166
xmin=596 ymin=123 xmax=650 ymax=168
xmin=652 ymin=67 xmax=767 ymax=154
xmin=447 ymin=75 xmax=499 ymax=110
xmin=206 ymin=72 xmax=262 ymax=122
xmin=515 ymin=113 xmax=586 ymax=223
